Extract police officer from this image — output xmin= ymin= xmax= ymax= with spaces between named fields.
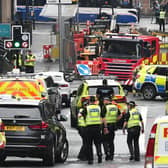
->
xmin=102 ymin=95 xmax=123 ymax=161
xmin=159 ymin=7 xmax=166 ymax=32
xmin=24 ymin=50 xmax=36 ymax=73
xmin=123 ymin=101 xmax=144 ymax=161
xmin=77 ymin=100 xmax=88 ymax=161
xmin=85 ymin=96 xmax=102 ymax=164
xmin=96 ymin=79 xmax=114 ymax=111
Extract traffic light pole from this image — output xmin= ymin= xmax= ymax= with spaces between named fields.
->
xmin=58 ymin=0 xmax=64 ymax=72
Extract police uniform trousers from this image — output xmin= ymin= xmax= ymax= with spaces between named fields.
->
xmin=159 ymin=18 xmax=165 ymax=32
xmin=127 ymin=126 xmax=141 ymax=160
xmin=85 ymin=125 xmax=102 ymax=162
xmin=77 ymin=126 xmax=87 ymax=160
xmin=102 ymin=124 xmax=116 ymax=159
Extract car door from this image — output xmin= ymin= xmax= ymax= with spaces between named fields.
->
xmin=153 ymin=67 xmax=168 ymax=93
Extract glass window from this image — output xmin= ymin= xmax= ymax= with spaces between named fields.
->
xmin=154 ymin=67 xmax=168 ymax=76
xmin=17 ymin=0 xmax=46 ymax=6
xmin=102 ymin=40 xmax=139 ymax=59
xmin=88 ymin=86 xmax=120 ymax=95
xmin=0 ymin=106 xmax=41 ymax=119
xmin=151 ymin=40 xmax=156 ymax=55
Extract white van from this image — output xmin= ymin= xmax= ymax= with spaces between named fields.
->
xmin=145 ymin=116 xmax=168 ymax=168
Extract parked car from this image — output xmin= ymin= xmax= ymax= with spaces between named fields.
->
xmin=0 ymin=97 xmax=68 ymax=166
xmin=0 ymin=118 xmax=6 ymax=150
xmin=70 ymin=76 xmax=127 ymax=128
xmin=145 ymin=115 xmax=168 ymax=168
xmin=37 ymin=72 xmax=71 ymax=107
xmin=134 ymin=65 xmax=168 ymax=100
xmin=35 ymin=74 xmax=62 ymax=113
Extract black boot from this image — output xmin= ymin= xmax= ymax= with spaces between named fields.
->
xmin=98 ymin=156 xmax=102 ymax=163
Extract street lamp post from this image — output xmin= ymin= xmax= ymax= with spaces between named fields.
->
xmin=58 ymin=0 xmax=64 ymax=72
xmin=32 ymin=0 xmax=35 ymax=30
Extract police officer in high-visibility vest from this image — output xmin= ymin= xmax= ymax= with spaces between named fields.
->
xmin=85 ymin=96 xmax=102 ymax=164
xmin=159 ymin=7 xmax=166 ymax=32
xmin=101 ymin=95 xmax=123 ymax=161
xmin=24 ymin=50 xmax=36 ymax=73
xmin=77 ymin=100 xmax=88 ymax=161
xmin=123 ymin=101 xmax=144 ymax=161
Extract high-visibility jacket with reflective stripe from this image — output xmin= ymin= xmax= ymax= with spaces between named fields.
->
xmin=78 ymin=109 xmax=86 ymax=127
xmin=24 ymin=55 xmax=35 ymax=66
xmin=86 ymin=104 xmax=101 ymax=126
xmin=105 ymin=104 xmax=118 ymax=124
xmin=127 ymin=108 xmax=140 ymax=128
xmin=160 ymin=11 xmax=166 ymax=19
xmin=18 ymin=54 xmax=22 ymax=66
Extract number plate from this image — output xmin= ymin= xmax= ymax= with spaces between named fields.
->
xmin=5 ymin=126 xmax=25 ymax=131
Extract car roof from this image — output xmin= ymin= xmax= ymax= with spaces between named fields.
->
xmin=154 ymin=115 xmax=168 ymax=124
xmin=85 ymin=79 xmax=120 ymax=87
xmin=37 ymin=71 xmax=64 ymax=77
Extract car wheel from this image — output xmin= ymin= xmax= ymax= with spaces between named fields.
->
xmin=142 ymin=84 xmax=156 ymax=100
xmin=43 ymin=142 xmax=55 ymax=166
xmin=56 ymin=139 xmax=69 ymax=163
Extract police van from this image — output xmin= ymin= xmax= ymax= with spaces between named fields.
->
xmin=145 ymin=116 xmax=168 ymax=168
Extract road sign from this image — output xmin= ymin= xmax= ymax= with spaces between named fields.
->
xmin=0 ymin=24 xmax=11 ymax=38
xmin=76 ymin=64 xmax=91 ymax=76
xmin=4 ymin=25 xmax=30 ymax=50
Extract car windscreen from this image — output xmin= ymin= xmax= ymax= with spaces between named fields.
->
xmin=102 ymin=40 xmax=141 ymax=59
xmin=0 ymin=106 xmax=41 ymax=119
xmin=88 ymin=86 xmax=120 ymax=95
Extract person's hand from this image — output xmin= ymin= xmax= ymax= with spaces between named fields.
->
xmin=123 ymin=128 xmax=125 ymax=135
xmin=141 ymin=128 xmax=144 ymax=134
xmin=104 ymin=127 xmax=109 ymax=135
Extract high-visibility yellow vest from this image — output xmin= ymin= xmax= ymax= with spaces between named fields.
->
xmin=78 ymin=109 xmax=86 ymax=127
xmin=85 ymin=104 xmax=101 ymax=126
xmin=24 ymin=55 xmax=35 ymax=66
xmin=160 ymin=11 xmax=166 ymax=19
xmin=127 ymin=108 xmax=140 ymax=128
xmin=18 ymin=54 xmax=22 ymax=66
xmin=105 ymin=104 xmax=118 ymax=124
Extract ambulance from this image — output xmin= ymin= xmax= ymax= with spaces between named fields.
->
xmin=145 ymin=116 xmax=168 ymax=168
xmin=0 ymin=77 xmax=42 ymax=100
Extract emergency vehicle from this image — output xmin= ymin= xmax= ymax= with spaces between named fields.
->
xmin=70 ymin=76 xmax=127 ymax=128
xmin=133 ymin=64 xmax=168 ymax=100
xmin=0 ymin=77 xmax=42 ymax=100
xmin=0 ymin=118 xmax=6 ymax=150
xmin=98 ymin=32 xmax=168 ymax=90
xmin=145 ymin=116 xmax=168 ymax=168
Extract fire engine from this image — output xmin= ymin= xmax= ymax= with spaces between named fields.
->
xmin=98 ymin=32 xmax=168 ymax=90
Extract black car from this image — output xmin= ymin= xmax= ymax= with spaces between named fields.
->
xmin=36 ymin=74 xmax=62 ymax=114
xmin=0 ymin=98 xmax=68 ymax=166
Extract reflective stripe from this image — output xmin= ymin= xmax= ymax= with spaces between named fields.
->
xmin=0 ymin=81 xmax=41 ymax=99
xmin=127 ymin=108 xmax=140 ymax=128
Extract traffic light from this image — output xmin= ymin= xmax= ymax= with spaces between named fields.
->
xmin=4 ymin=25 xmax=30 ymax=50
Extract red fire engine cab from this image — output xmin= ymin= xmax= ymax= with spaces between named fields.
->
xmin=99 ymin=33 xmax=161 ymax=90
